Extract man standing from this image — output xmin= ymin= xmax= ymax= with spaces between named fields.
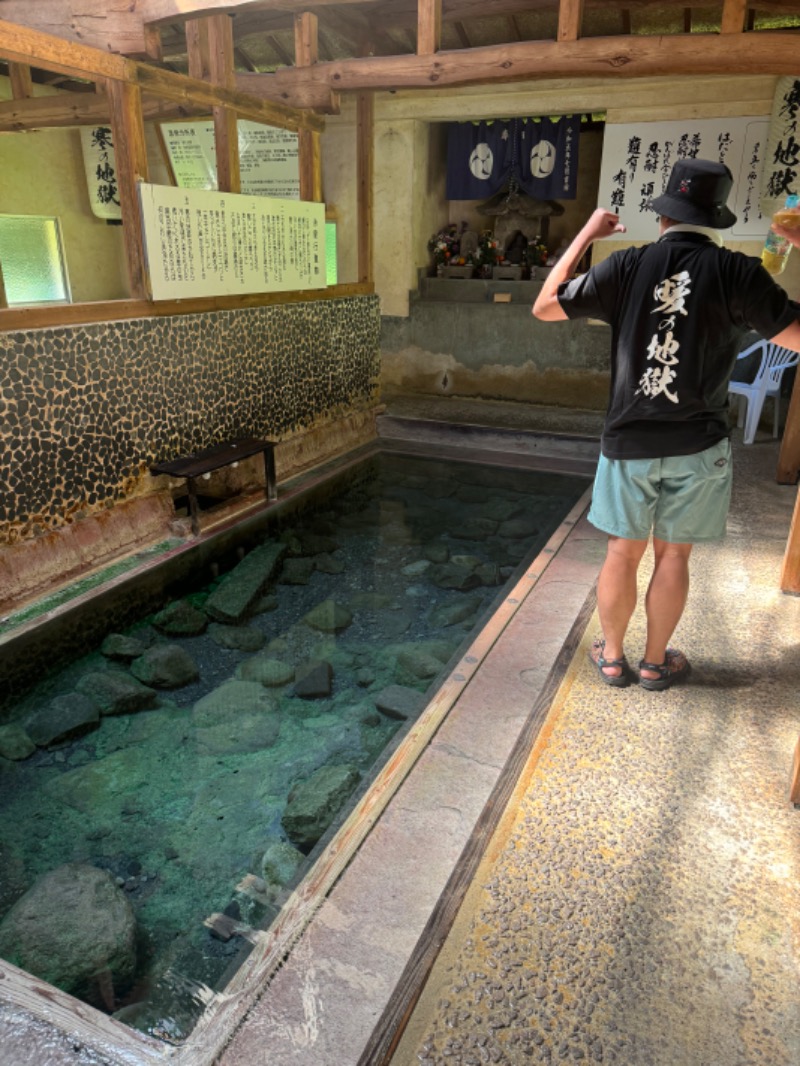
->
xmin=533 ymin=158 xmax=800 ymax=689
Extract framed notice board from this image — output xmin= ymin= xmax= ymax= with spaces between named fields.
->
xmin=159 ymin=120 xmax=300 ymax=199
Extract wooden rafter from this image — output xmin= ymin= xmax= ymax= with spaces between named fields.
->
xmin=454 ymin=21 xmax=472 ymax=48
xmin=721 ymin=0 xmax=748 ymax=34
xmin=418 ymin=0 xmax=443 ymax=56
xmin=8 ymin=62 xmax=33 ymax=98
xmin=558 ymin=0 xmax=584 ymax=42
xmin=0 ymin=18 xmax=323 ymax=132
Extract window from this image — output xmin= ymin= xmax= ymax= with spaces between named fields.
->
xmin=325 ymin=220 xmax=338 ymax=286
xmin=0 ymin=215 xmax=71 ymax=306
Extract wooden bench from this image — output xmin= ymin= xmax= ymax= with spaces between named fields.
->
xmin=151 ymin=437 xmax=277 ymax=534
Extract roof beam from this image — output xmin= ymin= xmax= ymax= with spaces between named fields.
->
xmin=259 ymin=30 xmax=800 ymax=102
xmin=0 ymin=18 xmax=323 ymax=132
xmin=0 ymin=92 xmax=206 ymax=132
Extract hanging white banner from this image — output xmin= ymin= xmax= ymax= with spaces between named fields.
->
xmin=597 ymin=116 xmax=770 ymax=240
xmin=759 ymin=76 xmax=800 ymax=219
xmin=79 ymin=126 xmax=123 ymax=221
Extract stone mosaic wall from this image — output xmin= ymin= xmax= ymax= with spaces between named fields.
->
xmin=0 ymin=296 xmax=380 ymax=545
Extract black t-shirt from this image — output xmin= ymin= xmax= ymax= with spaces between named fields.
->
xmin=558 ymin=231 xmax=800 ymax=459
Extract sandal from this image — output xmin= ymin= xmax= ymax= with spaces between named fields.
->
xmin=588 ymin=638 xmax=631 ymax=688
xmin=638 ymin=648 xmax=691 ymax=691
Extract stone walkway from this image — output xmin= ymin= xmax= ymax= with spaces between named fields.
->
xmin=390 ymin=439 xmax=800 ymax=1066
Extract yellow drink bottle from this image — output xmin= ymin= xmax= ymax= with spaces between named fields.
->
xmin=761 ymin=193 xmax=800 ymax=275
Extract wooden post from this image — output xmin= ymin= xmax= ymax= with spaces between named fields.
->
xmin=185 ymin=17 xmax=211 ymax=81
xmin=0 ymin=259 xmax=8 ymax=309
xmin=780 ymin=486 xmax=800 ymax=594
xmin=418 ymin=0 xmax=442 ymax=56
xmin=790 ymin=735 xmax=800 ymax=804
xmin=777 ymin=372 xmax=800 ymax=484
xmin=8 ymin=61 xmax=33 ymax=99
xmin=721 ymin=0 xmax=748 ymax=34
xmin=105 ymin=78 xmax=150 ymax=300
xmin=295 ymin=12 xmax=323 ymax=202
xmin=558 ymin=0 xmax=584 ymax=42
xmin=206 ymin=14 xmax=240 ymax=194
xmin=356 ymin=91 xmax=373 ymax=285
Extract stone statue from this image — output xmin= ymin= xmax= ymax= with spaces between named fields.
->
xmin=504 ymin=230 xmax=528 ymax=264
xmin=459 ymin=229 xmax=479 ymax=260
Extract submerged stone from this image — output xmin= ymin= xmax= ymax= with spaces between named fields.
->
xmin=282 ymin=763 xmax=361 ymax=849
xmin=193 ymin=679 xmax=277 ymax=726
xmin=498 ymin=516 xmax=539 ymax=539
xmin=261 ymin=839 xmax=305 ymax=887
xmin=101 ymin=634 xmax=149 ymax=662
xmin=237 ymin=657 xmax=295 ymax=687
xmin=396 ymin=647 xmax=444 ymax=680
xmin=429 ymin=563 xmax=482 ymax=591
xmin=208 ymin=623 xmax=266 ymax=653
xmin=373 ymin=685 xmax=427 ymax=721
xmin=279 ymin=557 xmax=315 ymax=585
xmin=194 ymin=710 xmax=281 ymax=756
xmin=402 ymin=559 xmax=432 ymax=577
xmin=423 ymin=543 xmax=449 ymax=564
xmin=152 ymin=600 xmax=208 ymax=636
xmin=303 ymin=599 xmax=353 ymax=633
xmin=450 ymin=517 xmax=498 ymax=540
xmin=300 ymin=533 xmax=339 ymax=555
xmin=0 ymin=863 xmax=136 ymax=1008
xmin=131 ymin=645 xmax=199 ymax=689
xmin=26 ymin=693 xmax=100 ymax=747
xmin=76 ymin=671 xmax=158 ymax=716
xmin=0 ymin=724 xmax=35 ymax=761
xmin=204 ymin=541 xmax=287 ymax=624
xmin=429 ymin=595 xmax=484 ymax=628
xmin=293 ymin=660 xmax=333 ymax=699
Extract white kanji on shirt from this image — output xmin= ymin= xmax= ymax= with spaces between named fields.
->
xmin=653 ymin=270 xmax=691 ymax=317
xmin=646 ymin=330 xmax=680 ymax=366
xmin=637 ymin=364 xmax=679 ymax=403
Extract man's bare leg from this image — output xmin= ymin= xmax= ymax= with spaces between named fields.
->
xmin=640 ymin=537 xmax=693 ymax=680
xmin=596 ymin=535 xmax=649 ymax=678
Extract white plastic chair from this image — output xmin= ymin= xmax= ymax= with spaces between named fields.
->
xmin=728 ymin=340 xmax=799 ymax=444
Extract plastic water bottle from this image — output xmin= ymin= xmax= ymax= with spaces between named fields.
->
xmin=761 ymin=193 xmax=800 ymax=275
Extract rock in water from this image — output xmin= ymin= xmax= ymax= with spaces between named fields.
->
xmin=281 ymin=764 xmax=361 ymax=849
xmin=0 ymin=863 xmax=137 ymax=1007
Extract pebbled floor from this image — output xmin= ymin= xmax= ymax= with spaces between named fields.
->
xmin=390 ymin=438 xmax=800 ymax=1066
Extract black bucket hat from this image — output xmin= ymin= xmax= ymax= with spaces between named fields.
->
xmin=650 ymin=158 xmax=737 ymax=229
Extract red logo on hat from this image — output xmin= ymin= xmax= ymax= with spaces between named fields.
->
xmin=679 ymin=179 xmax=691 ymax=194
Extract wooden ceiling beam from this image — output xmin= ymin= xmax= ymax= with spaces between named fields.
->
xmin=453 ymin=21 xmax=472 ymax=49
xmin=206 ymin=14 xmax=241 ymax=192
xmin=0 ymin=19 xmax=323 ymax=132
xmin=259 ymin=30 xmax=800 ymax=102
xmin=0 ymin=92 xmax=207 ymax=132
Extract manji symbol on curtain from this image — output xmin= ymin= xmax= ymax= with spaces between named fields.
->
xmin=446 ymin=116 xmax=579 ymax=200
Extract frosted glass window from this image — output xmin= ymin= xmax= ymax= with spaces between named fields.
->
xmin=0 ymin=215 xmax=71 ymax=306
xmin=325 ymin=221 xmax=338 ymax=286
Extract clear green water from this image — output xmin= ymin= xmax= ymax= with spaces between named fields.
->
xmin=0 ymin=453 xmax=586 ymax=1042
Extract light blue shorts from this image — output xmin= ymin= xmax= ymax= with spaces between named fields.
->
xmin=588 ymin=439 xmax=732 ymax=544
